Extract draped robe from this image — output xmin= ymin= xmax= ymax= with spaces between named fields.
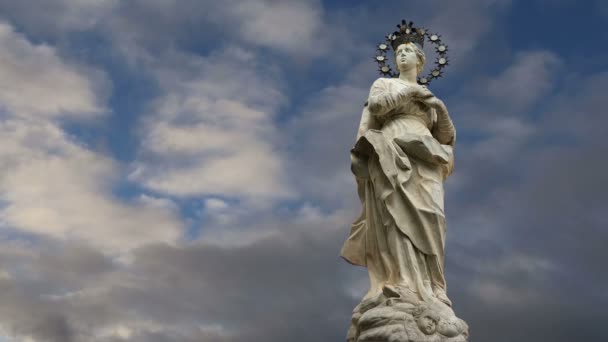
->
xmin=341 ymin=78 xmax=456 ymax=302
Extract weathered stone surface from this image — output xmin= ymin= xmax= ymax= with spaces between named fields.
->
xmin=347 ymin=284 xmax=468 ymax=342
xmin=341 ymin=40 xmax=468 ymax=341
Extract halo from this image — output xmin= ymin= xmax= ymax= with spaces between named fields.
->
xmin=374 ymin=20 xmax=449 ymax=86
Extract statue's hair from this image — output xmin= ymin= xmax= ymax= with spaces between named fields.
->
xmin=394 ymin=42 xmax=426 ymax=75
xmin=413 ymin=306 xmax=439 ymax=322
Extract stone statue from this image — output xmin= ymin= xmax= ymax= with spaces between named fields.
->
xmin=341 ymin=20 xmax=469 ymax=342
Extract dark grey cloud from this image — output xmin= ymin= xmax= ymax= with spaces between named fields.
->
xmin=437 ymin=73 xmax=608 ymax=341
xmin=0 ymin=263 xmax=75 ymax=342
xmin=0 ymin=223 xmax=363 ymax=341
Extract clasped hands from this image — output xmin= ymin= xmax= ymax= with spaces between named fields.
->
xmin=368 ymin=84 xmax=448 ymax=116
xmin=407 ymin=87 xmax=447 ymax=113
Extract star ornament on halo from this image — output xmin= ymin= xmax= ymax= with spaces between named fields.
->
xmin=374 ymin=19 xmax=450 ymax=85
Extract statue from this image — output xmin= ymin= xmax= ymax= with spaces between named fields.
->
xmin=341 ymin=20 xmax=469 ymax=342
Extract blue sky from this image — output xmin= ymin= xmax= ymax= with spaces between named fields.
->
xmin=0 ymin=0 xmax=605 ymax=341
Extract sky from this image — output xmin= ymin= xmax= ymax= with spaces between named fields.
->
xmin=0 ymin=0 xmax=605 ymax=341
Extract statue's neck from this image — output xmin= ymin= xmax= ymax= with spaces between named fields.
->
xmin=398 ymin=68 xmax=418 ymax=84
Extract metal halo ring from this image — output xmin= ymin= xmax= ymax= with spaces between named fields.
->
xmin=374 ymin=21 xmax=450 ymax=86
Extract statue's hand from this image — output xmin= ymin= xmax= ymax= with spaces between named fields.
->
xmin=411 ymin=86 xmax=434 ymax=99
xmin=420 ymin=96 xmax=446 ymax=111
xmin=412 ymin=87 xmax=446 ymax=112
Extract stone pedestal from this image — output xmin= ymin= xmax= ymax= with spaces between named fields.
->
xmin=346 ymin=284 xmax=468 ymax=342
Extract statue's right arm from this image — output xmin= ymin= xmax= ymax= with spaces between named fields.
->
xmin=367 ymin=78 xmax=403 ymax=118
xmin=356 ymin=105 xmax=379 ymax=141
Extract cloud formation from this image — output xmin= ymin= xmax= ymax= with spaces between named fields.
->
xmin=0 ymin=21 xmax=183 ymax=252
xmin=0 ymin=1 xmax=605 ymax=342
xmin=129 ymin=47 xmax=293 ymax=201
xmin=0 ymin=21 xmax=105 ymax=119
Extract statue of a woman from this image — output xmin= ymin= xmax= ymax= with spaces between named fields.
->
xmin=341 ymin=40 xmax=456 ymax=307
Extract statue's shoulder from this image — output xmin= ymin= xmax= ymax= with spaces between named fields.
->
xmin=370 ymin=77 xmax=396 ymax=90
xmin=372 ymin=77 xmax=392 ymax=85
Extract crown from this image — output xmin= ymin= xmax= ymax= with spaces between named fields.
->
xmin=389 ymin=20 xmax=425 ymax=50
xmin=374 ymin=19 xmax=450 ymax=85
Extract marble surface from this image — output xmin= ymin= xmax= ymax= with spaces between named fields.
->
xmin=342 ymin=42 xmax=468 ymax=342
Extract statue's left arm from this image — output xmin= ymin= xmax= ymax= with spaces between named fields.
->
xmin=411 ymin=87 xmax=455 ymax=146
xmin=412 ymin=87 xmax=456 ymax=178
xmin=430 ymin=101 xmax=456 ymax=178
xmin=431 ymin=100 xmax=456 ymax=146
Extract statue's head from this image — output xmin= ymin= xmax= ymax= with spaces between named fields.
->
xmin=394 ymin=42 xmax=426 ymax=75
xmin=414 ymin=307 xmax=439 ymax=335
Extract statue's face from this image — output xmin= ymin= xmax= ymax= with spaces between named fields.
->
xmin=395 ymin=43 xmax=418 ymax=73
xmin=417 ymin=313 xmax=437 ymax=335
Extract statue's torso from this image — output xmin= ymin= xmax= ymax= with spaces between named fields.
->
xmin=375 ymin=78 xmax=435 ymax=140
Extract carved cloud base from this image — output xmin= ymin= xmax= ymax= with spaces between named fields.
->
xmin=346 ymin=284 xmax=469 ymax=342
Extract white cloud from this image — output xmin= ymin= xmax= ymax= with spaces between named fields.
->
xmin=0 ymin=119 xmax=183 ymax=251
xmin=130 ymin=48 xmax=293 ymax=201
xmin=233 ymin=0 xmax=325 ymax=56
xmin=485 ymin=50 xmax=562 ymax=110
xmin=0 ymin=21 xmax=183 ymax=252
xmin=195 ymin=199 xmax=355 ymax=248
xmin=0 ymin=21 xmax=107 ymax=120
xmin=0 ymin=0 xmax=116 ymax=37
xmin=204 ymin=198 xmax=229 ymax=211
